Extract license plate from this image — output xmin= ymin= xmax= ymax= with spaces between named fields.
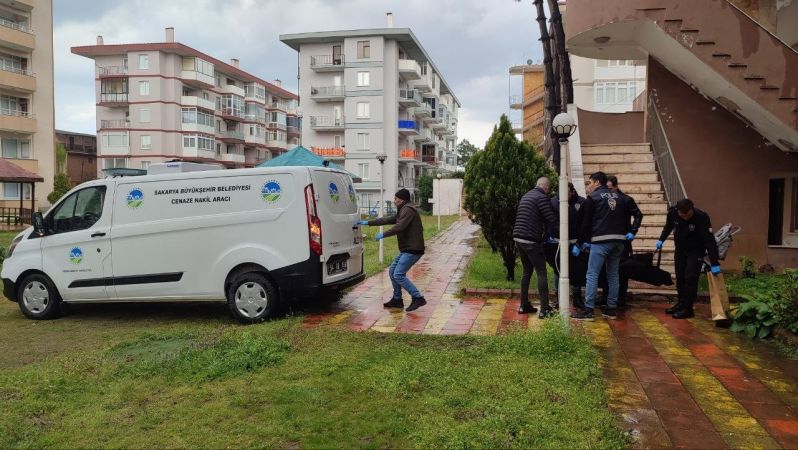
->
xmin=327 ymin=259 xmax=348 ymax=276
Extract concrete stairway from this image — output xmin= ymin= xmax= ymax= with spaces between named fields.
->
xmin=581 ymin=143 xmax=676 ymax=282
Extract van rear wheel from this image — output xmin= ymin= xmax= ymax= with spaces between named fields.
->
xmin=226 ymin=272 xmax=278 ymax=324
xmin=17 ymin=273 xmax=62 ymax=320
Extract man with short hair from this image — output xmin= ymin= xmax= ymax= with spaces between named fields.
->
xmin=359 ymin=188 xmax=427 ymax=312
xmin=601 ymin=175 xmax=643 ymax=309
xmin=656 ymin=198 xmax=720 ymax=319
xmin=513 ymin=177 xmax=557 ymax=318
xmin=573 ymin=172 xmax=639 ymax=320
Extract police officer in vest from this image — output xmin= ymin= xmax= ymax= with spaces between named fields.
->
xmin=572 ymin=172 xmax=642 ymax=320
xmin=548 ymin=182 xmax=586 ymax=308
xmin=656 ymin=198 xmax=720 ymax=319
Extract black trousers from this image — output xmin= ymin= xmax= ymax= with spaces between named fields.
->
xmin=545 ymin=243 xmax=583 ymax=303
xmin=675 ymin=249 xmax=704 ymax=310
xmin=517 ymin=242 xmax=549 ymax=308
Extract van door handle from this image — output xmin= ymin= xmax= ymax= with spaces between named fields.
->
xmin=91 ymin=232 xmax=106 ymax=238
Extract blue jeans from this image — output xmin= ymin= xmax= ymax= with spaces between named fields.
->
xmin=389 ymin=252 xmax=423 ymax=299
xmin=585 ymin=241 xmax=625 ymax=309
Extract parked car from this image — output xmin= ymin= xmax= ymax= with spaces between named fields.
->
xmin=2 ymin=164 xmax=364 ymax=323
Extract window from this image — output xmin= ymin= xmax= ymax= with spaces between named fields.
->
xmin=138 ymin=81 xmax=150 ymax=96
xmin=182 ymin=134 xmax=214 ymax=151
xmin=357 ymin=163 xmax=370 ymax=180
xmin=334 ymin=135 xmax=343 ymax=147
xmin=140 ymin=135 xmax=151 ymax=150
xmin=50 ymin=186 xmax=107 ymax=234
xmin=0 ymin=94 xmax=27 ymax=115
xmin=356 ymin=132 xmax=370 ymax=150
xmin=181 ymin=107 xmax=214 ymax=127
xmin=139 ymin=108 xmax=150 ymax=123
xmin=596 ymin=60 xmax=631 ymax=68
xmin=420 ymin=62 xmax=428 ymax=75
xmin=357 ymin=71 xmax=370 ymax=87
xmin=1 ymin=138 xmax=30 ymax=159
xmin=594 ymin=82 xmax=638 ymax=105
xmin=140 ymin=161 xmax=151 ymax=170
xmin=356 ymin=102 xmax=370 ymax=119
xmin=103 ymin=158 xmax=127 ymax=169
xmin=102 ymin=132 xmax=129 ymax=149
xmin=138 ymin=54 xmax=149 ymax=70
xmin=3 ymin=182 xmax=31 ymax=200
xmin=357 ymin=41 xmax=370 ymax=59
xmin=0 ymin=52 xmax=27 ymax=74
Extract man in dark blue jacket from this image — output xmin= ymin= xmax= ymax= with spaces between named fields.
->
xmin=573 ymin=172 xmax=640 ymax=320
xmin=513 ymin=177 xmax=557 ymax=317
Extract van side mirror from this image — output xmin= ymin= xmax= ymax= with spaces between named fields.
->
xmin=32 ymin=212 xmax=46 ymax=235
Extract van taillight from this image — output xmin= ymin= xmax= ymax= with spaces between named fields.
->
xmin=304 ymin=184 xmax=322 ymax=256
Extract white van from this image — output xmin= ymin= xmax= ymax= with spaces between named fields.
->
xmin=1 ymin=166 xmax=365 ymax=323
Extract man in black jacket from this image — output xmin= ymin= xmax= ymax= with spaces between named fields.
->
xmin=513 ymin=177 xmax=557 ymax=317
xmin=573 ymin=172 xmax=641 ymax=320
xmin=656 ymin=198 xmax=721 ymax=319
xmin=548 ymin=182 xmax=586 ymax=308
xmin=359 ymin=189 xmax=427 ymax=312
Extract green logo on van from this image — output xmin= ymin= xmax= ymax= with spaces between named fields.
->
xmin=69 ymin=247 xmax=83 ymax=265
xmin=348 ymin=185 xmax=356 ymax=203
xmin=261 ymin=181 xmax=281 ymax=202
xmin=328 ymin=183 xmax=340 ymax=202
xmin=127 ymin=187 xmax=144 ymax=209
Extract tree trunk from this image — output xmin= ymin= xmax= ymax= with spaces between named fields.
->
xmin=547 ymin=0 xmax=574 ymax=107
xmin=534 ymin=0 xmax=561 ymax=171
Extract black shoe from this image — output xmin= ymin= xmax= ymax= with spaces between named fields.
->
xmin=405 ymin=297 xmax=427 ymax=312
xmin=518 ymin=303 xmax=538 ymax=314
xmin=672 ymin=309 xmax=694 ymax=319
xmin=573 ymin=297 xmax=585 ymax=309
xmin=601 ymin=307 xmax=618 ymax=320
xmin=538 ymin=307 xmax=555 ymax=319
xmin=383 ymin=298 xmax=404 ymax=308
xmin=665 ymin=303 xmax=683 ymax=314
xmin=573 ymin=308 xmax=595 ymax=321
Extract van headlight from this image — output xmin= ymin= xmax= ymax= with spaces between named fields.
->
xmin=5 ymin=234 xmax=23 ymax=259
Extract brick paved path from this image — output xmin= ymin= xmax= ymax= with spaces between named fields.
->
xmin=304 ymin=218 xmax=798 ymax=448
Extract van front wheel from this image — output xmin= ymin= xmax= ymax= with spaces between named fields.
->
xmin=227 ymin=272 xmax=278 ymax=324
xmin=17 ymin=273 xmax=62 ymax=320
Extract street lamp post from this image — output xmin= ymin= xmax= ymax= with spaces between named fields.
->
xmin=436 ymin=173 xmax=442 ymax=231
xmin=376 ymin=153 xmax=387 ymax=264
xmin=551 ymin=112 xmax=578 ymax=327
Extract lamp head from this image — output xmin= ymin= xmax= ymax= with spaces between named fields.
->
xmin=552 ymin=112 xmax=577 ymax=140
xmin=376 ymin=153 xmax=387 ymax=163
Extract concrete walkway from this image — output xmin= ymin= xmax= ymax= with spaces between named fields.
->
xmin=304 ymin=218 xmax=798 ymax=448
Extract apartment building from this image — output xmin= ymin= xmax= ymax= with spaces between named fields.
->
xmin=0 ymin=0 xmax=54 ymax=210
xmin=508 ymin=64 xmax=545 ymax=146
xmin=55 ymin=129 xmax=96 ymax=185
xmin=72 ymin=28 xmax=301 ymax=173
xmin=280 ymin=20 xmax=460 ymax=208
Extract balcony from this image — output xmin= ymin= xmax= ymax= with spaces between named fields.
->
xmin=414 ymin=128 xmax=433 ymax=143
xmin=412 ymin=103 xmax=432 ymax=118
xmin=398 ymin=59 xmax=421 ymax=80
xmin=219 ymin=129 xmax=245 ymax=143
xmin=180 ymin=69 xmax=214 ymax=88
xmin=100 ymin=119 xmax=130 ymax=129
xmin=412 ymin=74 xmax=431 ymax=93
xmin=399 ymin=149 xmax=421 ymax=163
xmin=0 ymin=109 xmax=35 ymax=133
xmin=310 ymin=85 xmax=345 ymax=102
xmin=266 ymin=137 xmax=287 ymax=149
xmin=287 ymin=125 xmax=301 ymax=136
xmin=98 ymin=66 xmax=128 ymax=78
xmin=309 ymin=115 xmax=344 ymax=131
xmin=398 ymin=120 xmax=419 ymax=135
xmin=99 ymin=93 xmax=129 ymax=107
xmin=218 ymin=107 xmax=245 ymax=122
xmin=244 ymin=132 xmax=265 ymax=146
xmin=244 ymin=113 xmax=266 ymax=124
xmin=221 ymin=152 xmax=246 ymax=164
xmin=0 ymin=65 xmax=34 ymax=93
xmin=182 ymin=147 xmax=217 ymax=160
xmin=398 ymin=89 xmax=421 ymax=107
xmin=311 ymin=147 xmax=345 ymax=160
xmin=181 ymin=122 xmax=215 ymax=134
xmin=268 ymin=101 xmax=288 ymax=111
xmin=509 ymin=94 xmax=523 ymax=109
xmin=310 ymin=54 xmax=345 ymax=72
xmin=0 ymin=17 xmax=34 ymax=51
xmin=181 ymin=95 xmax=215 ymax=111
xmin=221 ymin=84 xmax=245 ymax=97
xmin=422 ymin=155 xmax=437 ymax=165
xmin=267 ymin=122 xmax=287 ymax=131
xmin=0 ymin=0 xmax=34 ymax=11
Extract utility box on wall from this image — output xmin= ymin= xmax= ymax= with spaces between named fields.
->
xmin=432 ymin=178 xmax=463 ymax=216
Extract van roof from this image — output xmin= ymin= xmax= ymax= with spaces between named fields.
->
xmin=108 ymin=166 xmax=352 ymax=184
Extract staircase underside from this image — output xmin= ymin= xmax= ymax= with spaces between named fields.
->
xmin=568 ymin=19 xmax=798 ymax=153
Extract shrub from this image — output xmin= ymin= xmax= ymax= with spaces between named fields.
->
xmin=731 ymin=298 xmax=777 ymax=338
xmin=740 ymin=256 xmax=756 ymax=278
xmin=731 ymin=269 xmax=798 ymax=339
xmin=47 ymin=173 xmax=72 ymax=204
xmin=417 ymin=174 xmax=433 ymax=212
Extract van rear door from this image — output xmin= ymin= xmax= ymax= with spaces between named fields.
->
xmin=310 ymin=169 xmax=364 ymax=284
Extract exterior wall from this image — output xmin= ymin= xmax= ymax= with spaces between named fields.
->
xmin=31 ymin=0 xmax=54 ymax=207
xmin=55 ymin=130 xmax=97 ymax=184
xmin=522 ymin=69 xmax=545 ymax=145
xmin=649 ymin=59 xmax=798 ymax=271
xmin=571 ymin=54 xmax=647 ymax=113
xmin=577 ymin=109 xmax=645 ymax=144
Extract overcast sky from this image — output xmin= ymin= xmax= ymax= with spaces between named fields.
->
xmin=54 ymin=0 xmax=544 ymax=148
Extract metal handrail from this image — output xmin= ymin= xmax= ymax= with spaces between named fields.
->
xmin=311 ymin=85 xmax=345 ymax=97
xmin=0 ymin=17 xmax=31 ymax=33
xmin=0 ymin=108 xmax=31 ymax=117
xmin=100 ymin=120 xmax=130 ymax=128
xmin=0 ymin=63 xmax=32 ymax=76
xmin=647 ymin=99 xmax=687 ymax=205
xmin=310 ymin=54 xmax=345 ymax=67
xmin=100 ymin=93 xmax=128 ymax=103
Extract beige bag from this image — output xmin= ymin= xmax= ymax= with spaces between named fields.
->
xmin=707 ymin=273 xmax=730 ymax=321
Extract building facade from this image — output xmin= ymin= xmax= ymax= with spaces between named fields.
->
xmin=72 ymin=28 xmax=301 ymax=173
xmin=0 ymin=0 xmax=54 ymax=208
xmin=508 ymin=64 xmax=545 ymax=146
xmin=280 ymin=24 xmax=460 ymax=209
xmin=55 ymin=129 xmax=96 ymax=185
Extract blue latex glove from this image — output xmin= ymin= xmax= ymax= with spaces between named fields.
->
xmin=710 ymin=265 xmax=721 ymax=276
xmin=547 ymin=237 xmax=558 ymax=244
xmin=571 ymin=245 xmax=581 ymax=257
xmin=357 ymin=220 xmax=369 ymax=226
xmin=655 ymin=240 xmax=664 ymax=250
xmin=375 ymin=232 xmax=384 ymax=241
xmin=581 ymin=242 xmax=591 ymax=251
xmin=626 ymin=232 xmax=635 ymax=241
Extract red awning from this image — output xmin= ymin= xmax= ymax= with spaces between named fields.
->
xmin=0 ymin=159 xmax=44 ymax=183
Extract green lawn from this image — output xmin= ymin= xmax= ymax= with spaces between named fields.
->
xmin=463 ymin=237 xmax=556 ymax=290
xmin=362 ymin=214 xmax=460 ymax=277
xmin=0 ymin=302 xmax=626 ymax=449
xmin=0 ymin=230 xmax=18 ymax=250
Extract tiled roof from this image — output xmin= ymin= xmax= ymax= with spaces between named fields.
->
xmin=0 ymin=159 xmax=44 ymax=182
